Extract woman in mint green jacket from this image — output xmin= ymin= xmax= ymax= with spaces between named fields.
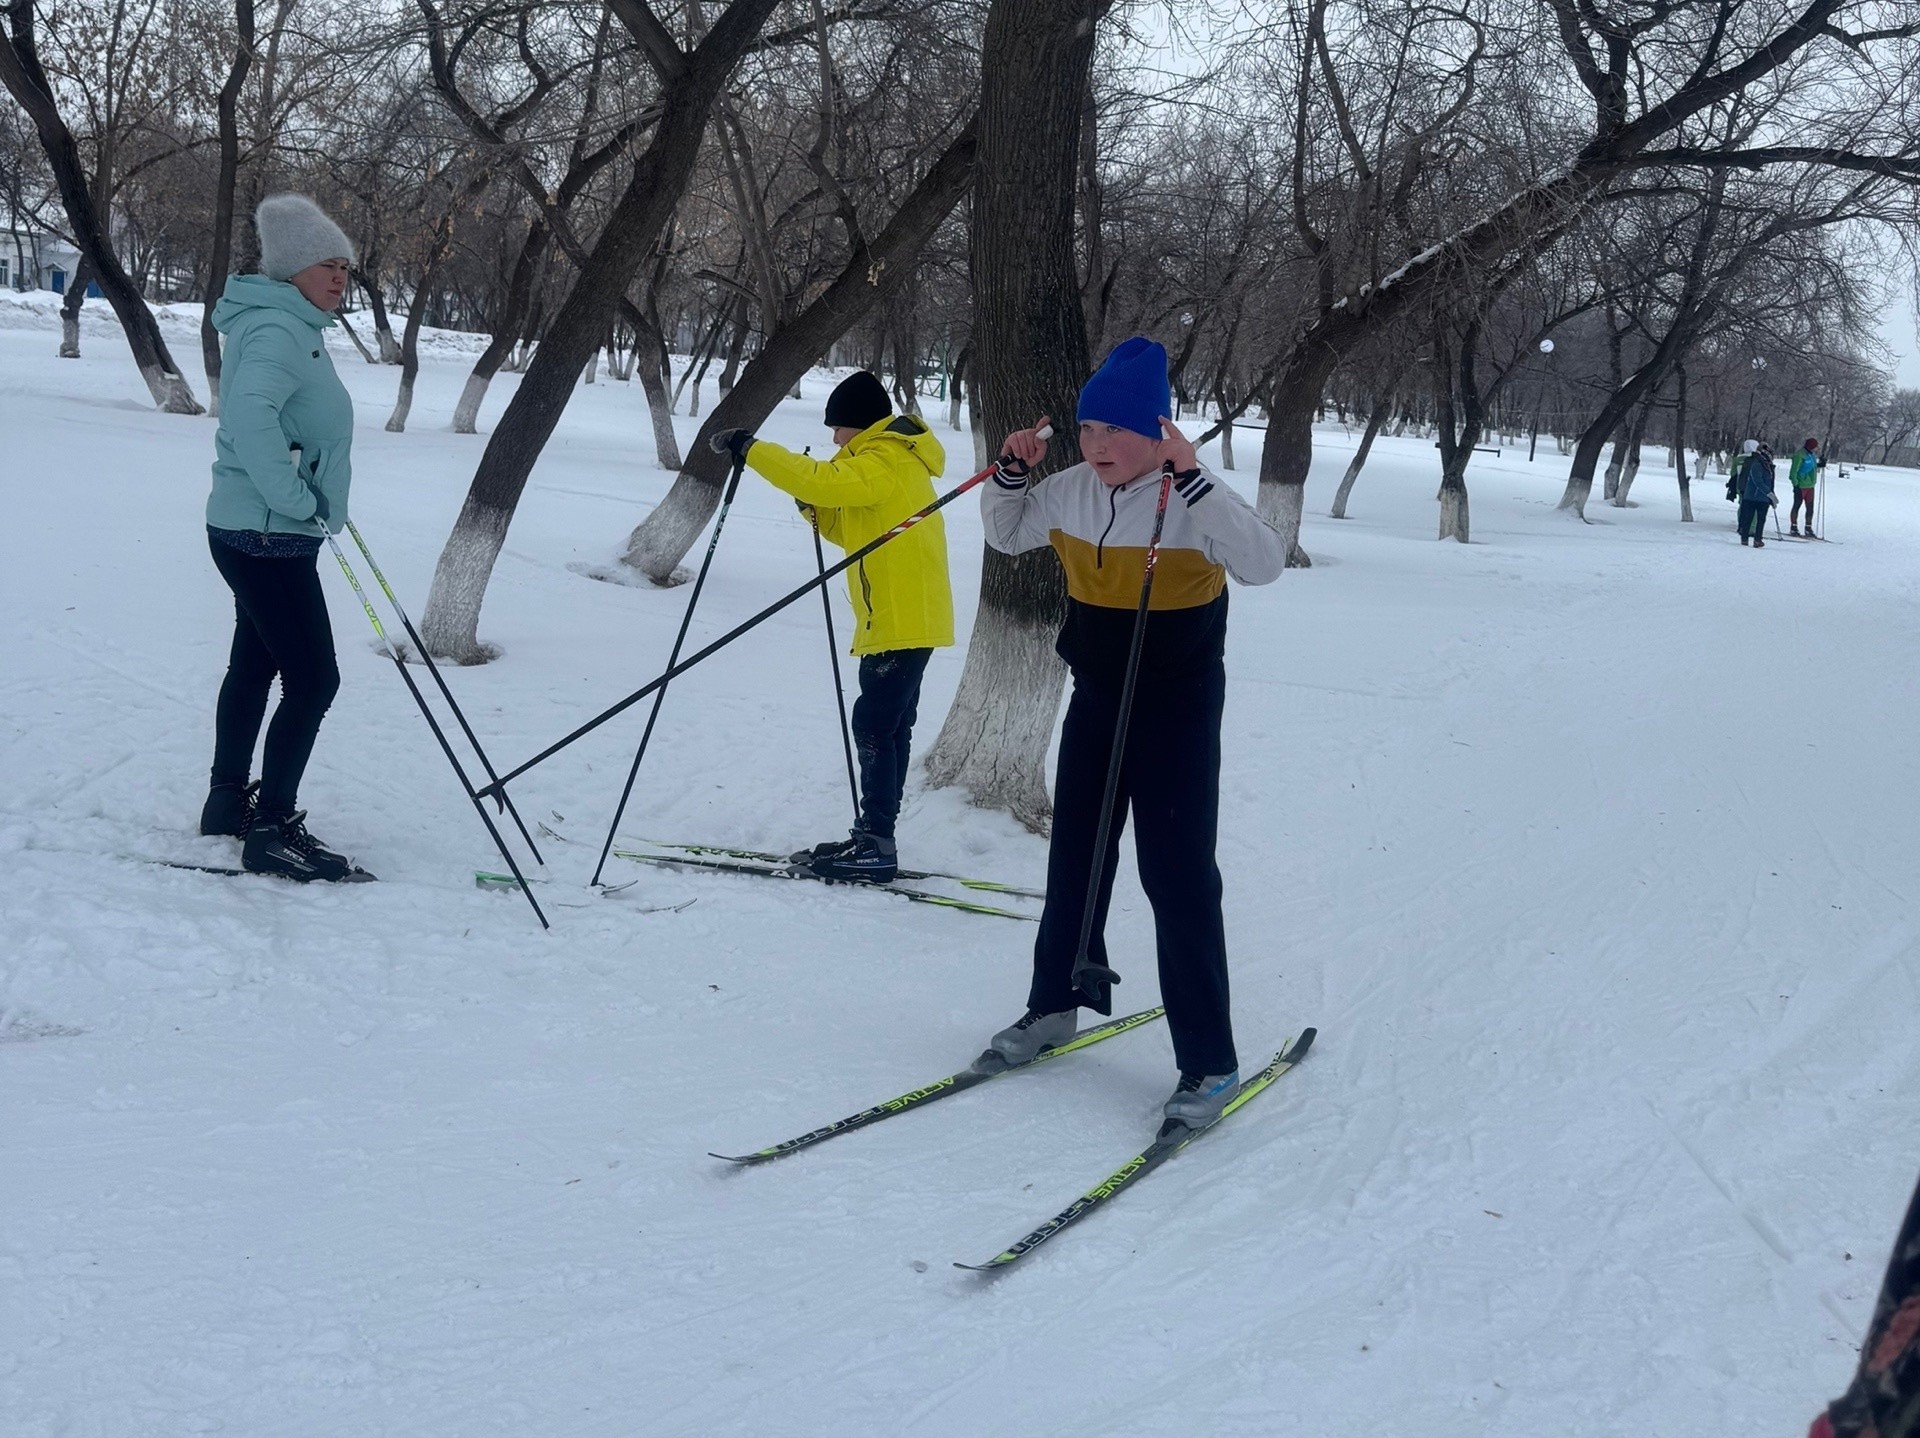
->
xmin=199 ymin=195 xmax=363 ymax=882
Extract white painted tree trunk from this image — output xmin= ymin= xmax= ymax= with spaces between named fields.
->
xmin=1612 ymin=448 xmax=1642 ymax=506
xmin=620 ymin=477 xmax=708 ymax=585
xmin=420 ymin=504 xmax=509 ymax=662
xmin=59 ymin=312 xmax=80 ymax=358
xmin=947 ymin=384 xmax=962 ymax=433
xmin=1438 ymin=482 xmax=1470 ymax=542
xmin=1330 ymin=404 xmax=1389 ymax=519
xmin=377 ymin=330 xmax=402 ymax=365
xmin=452 ymin=374 xmax=490 ymax=434
xmin=584 ymin=348 xmax=599 ymax=384
xmin=922 ymin=609 xmax=1066 ymax=833
xmin=1257 ymin=477 xmax=1312 ymax=568
xmin=141 ymin=364 xmax=204 ymax=415
xmin=970 ymin=403 xmax=992 ymax=474
xmin=639 ymin=358 xmax=683 ymax=471
xmin=385 ymin=377 xmax=414 ymax=433
xmin=1218 ymin=419 xmax=1235 ymax=471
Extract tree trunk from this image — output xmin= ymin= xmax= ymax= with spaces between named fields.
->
xmin=1331 ymin=396 xmax=1389 ymax=519
xmin=922 ymin=0 xmax=1100 ymax=829
xmin=201 ymin=0 xmax=255 ymax=417
xmin=384 ymin=279 xmax=430 ymax=431
xmin=359 ymin=264 xmax=401 ymax=364
xmin=419 ymin=0 xmax=789 ymax=662
xmin=1610 ymin=403 xmax=1651 ymax=506
xmin=57 ymin=257 xmax=89 ymax=357
xmin=1676 ymin=364 xmax=1693 ymax=522
xmin=620 ymin=120 xmax=978 ymax=580
xmin=621 ymin=300 xmax=682 ymax=470
xmin=0 ymin=23 xmax=201 ymax=412
xmin=454 ymin=223 xmax=549 ymax=433
xmin=1255 ymin=350 xmax=1330 ymax=567
xmin=335 ymin=311 xmax=377 ymax=363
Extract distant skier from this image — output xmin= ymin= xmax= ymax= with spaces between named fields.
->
xmin=1737 ymin=439 xmax=1778 ymax=548
xmin=709 ymin=372 xmax=954 ymax=884
xmin=973 ymin=337 xmax=1286 ymax=1131
xmin=198 ymin=195 xmax=364 ymax=881
xmin=1790 ymin=437 xmax=1821 ymax=536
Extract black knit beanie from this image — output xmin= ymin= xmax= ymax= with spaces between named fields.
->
xmin=824 ymin=371 xmax=892 ymax=431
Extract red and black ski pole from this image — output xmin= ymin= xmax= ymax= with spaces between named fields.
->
xmin=588 ymin=455 xmax=747 ymax=887
xmin=477 ymin=429 xmax=1052 ymax=804
xmin=1070 ymin=461 xmax=1177 ymax=1010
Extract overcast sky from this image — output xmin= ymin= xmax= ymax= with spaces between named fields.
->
xmin=1879 ymin=294 xmax=1920 ymax=388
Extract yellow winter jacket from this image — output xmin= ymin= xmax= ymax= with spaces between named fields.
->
xmin=746 ymin=415 xmax=955 ymax=656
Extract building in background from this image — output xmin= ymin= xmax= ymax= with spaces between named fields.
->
xmin=1 ymin=228 xmax=89 ymax=295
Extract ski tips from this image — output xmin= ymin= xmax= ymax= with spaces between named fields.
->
xmin=1287 ymin=1028 xmax=1318 ymax=1063
xmin=710 ymin=1151 xmax=759 ymax=1165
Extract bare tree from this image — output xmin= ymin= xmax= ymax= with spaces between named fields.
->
xmin=921 ymin=0 xmax=1105 ymax=831
xmin=0 ymin=0 xmax=200 ymax=410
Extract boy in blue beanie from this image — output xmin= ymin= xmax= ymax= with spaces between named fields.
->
xmin=972 ymin=337 xmax=1287 ymax=1131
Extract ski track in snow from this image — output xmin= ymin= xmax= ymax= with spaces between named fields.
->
xmin=3 ymin=313 xmax=1918 ymax=1434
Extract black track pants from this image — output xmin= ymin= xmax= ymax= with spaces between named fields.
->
xmin=208 ymin=536 xmax=340 ymax=818
xmin=851 ymin=648 xmax=932 ymax=839
xmin=1028 ymin=660 xmax=1236 ymax=1076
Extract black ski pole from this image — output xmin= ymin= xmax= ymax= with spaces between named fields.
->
xmin=1070 ymin=463 xmax=1177 ymax=1010
xmin=589 ymin=456 xmax=747 ymax=887
xmin=477 ymin=429 xmax=1052 ymax=803
xmin=322 ymin=532 xmax=549 ymax=929
xmin=812 ymin=516 xmax=861 ymax=823
xmin=343 ymin=521 xmax=543 ymax=868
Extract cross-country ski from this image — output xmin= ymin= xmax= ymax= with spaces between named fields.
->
xmin=712 ymin=1006 xmax=1167 ymax=1165
xmin=956 ymin=1028 xmax=1316 ymax=1273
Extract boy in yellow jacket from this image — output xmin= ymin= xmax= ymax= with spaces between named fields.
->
xmin=710 ymin=372 xmax=953 ymax=883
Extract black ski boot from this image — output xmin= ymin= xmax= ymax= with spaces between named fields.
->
xmin=791 ymin=832 xmax=860 ymax=867
xmin=243 ymin=811 xmax=369 ymax=882
xmin=199 ymin=780 xmax=259 ymax=838
xmin=807 ymin=830 xmax=897 ymax=884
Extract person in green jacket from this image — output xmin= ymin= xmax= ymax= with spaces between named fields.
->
xmin=199 ymin=195 xmax=365 ymax=882
xmin=1790 ymin=436 xmax=1821 ymax=536
xmin=709 ymin=372 xmax=954 ymax=884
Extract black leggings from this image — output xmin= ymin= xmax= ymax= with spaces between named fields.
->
xmin=208 ymin=536 xmax=340 ymax=818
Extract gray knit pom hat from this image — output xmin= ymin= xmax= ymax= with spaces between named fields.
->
xmin=256 ymin=194 xmax=354 ymax=281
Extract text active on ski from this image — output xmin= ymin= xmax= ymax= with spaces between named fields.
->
xmin=711 ymin=1007 xmax=1167 ymax=1164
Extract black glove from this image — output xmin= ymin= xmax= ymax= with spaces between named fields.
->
xmin=309 ymin=487 xmax=331 ymax=524
xmin=708 ymin=428 xmax=755 ymax=464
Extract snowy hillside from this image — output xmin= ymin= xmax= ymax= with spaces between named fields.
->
xmin=3 ymin=311 xmax=1915 ymax=1435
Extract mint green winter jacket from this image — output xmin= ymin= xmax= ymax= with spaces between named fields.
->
xmin=206 ymin=274 xmax=353 ymax=535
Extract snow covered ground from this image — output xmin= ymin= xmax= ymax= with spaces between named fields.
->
xmin=3 ymin=299 xmax=1916 ymax=1436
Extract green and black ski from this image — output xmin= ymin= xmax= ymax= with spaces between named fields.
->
xmin=712 ymin=1007 xmax=1167 ymax=1165
xmin=956 ymin=1027 xmax=1317 ymax=1273
xmin=632 ymin=838 xmax=1045 ymax=899
xmin=612 ymin=847 xmax=1038 ymax=922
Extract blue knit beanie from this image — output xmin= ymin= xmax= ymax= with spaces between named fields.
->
xmin=1077 ymin=337 xmax=1171 ymax=439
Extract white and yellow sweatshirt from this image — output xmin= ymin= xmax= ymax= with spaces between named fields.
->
xmin=981 ymin=461 xmax=1285 ymax=679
